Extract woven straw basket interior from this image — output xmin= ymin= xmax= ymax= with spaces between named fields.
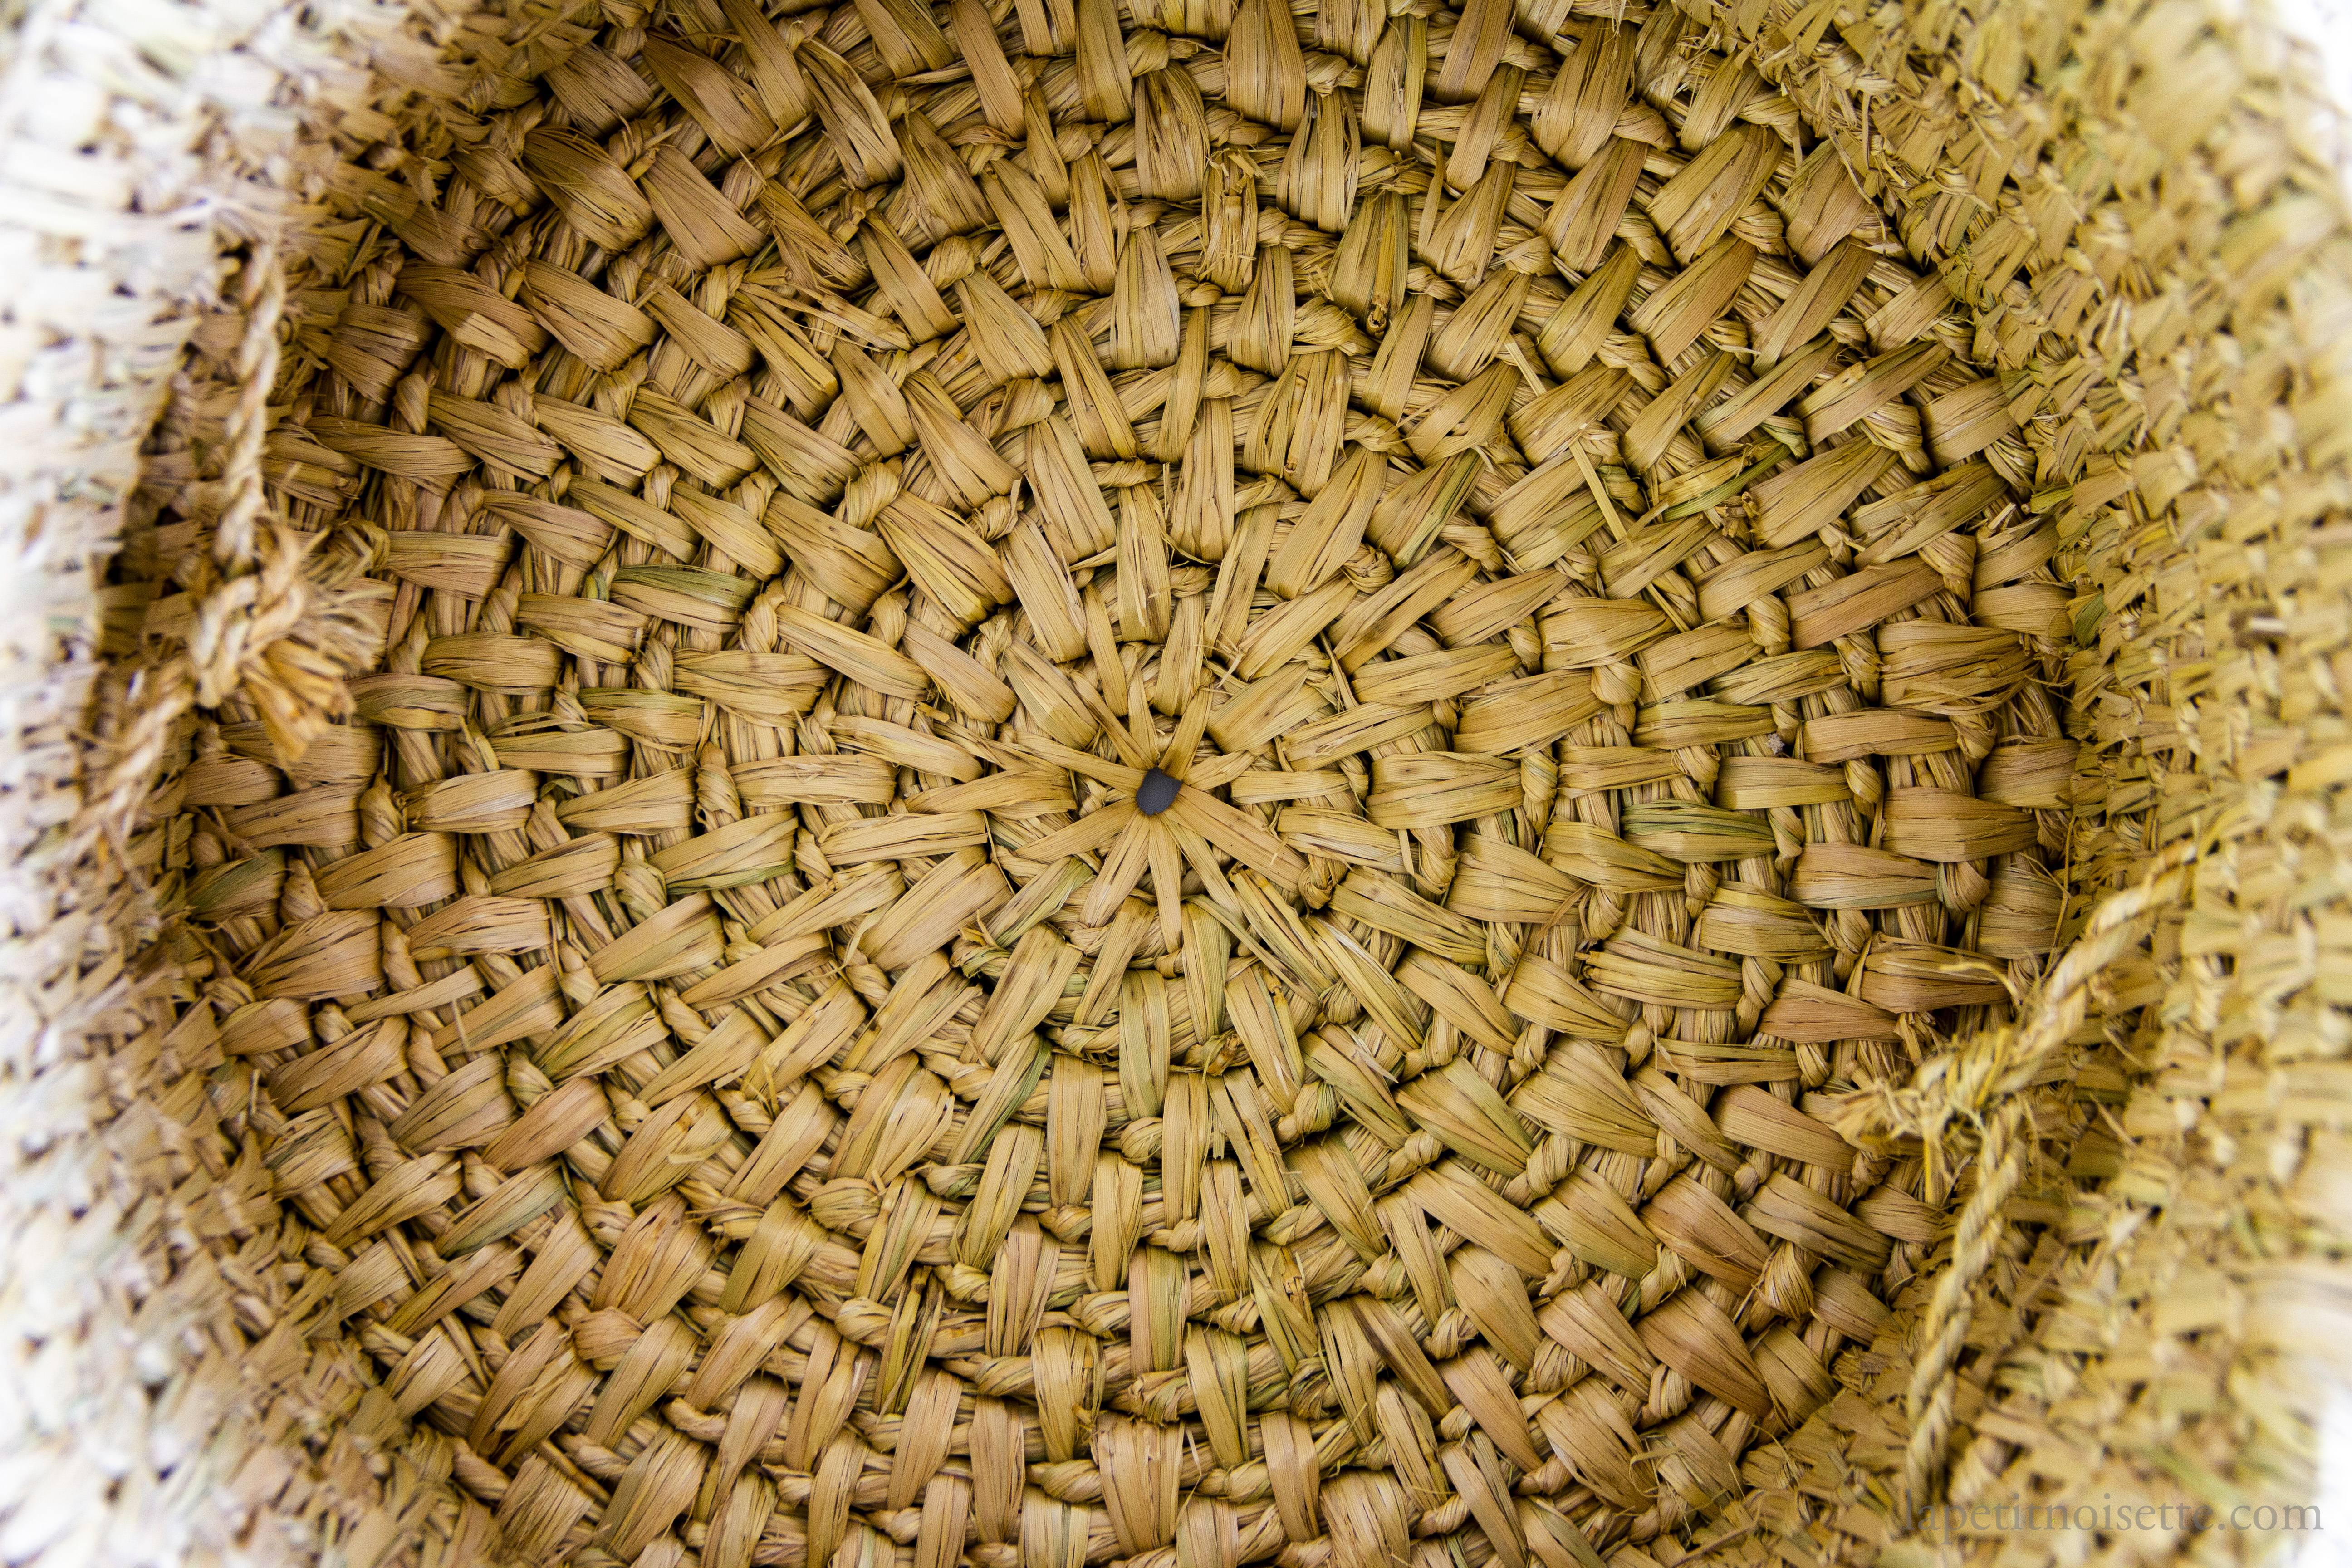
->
xmin=26 ymin=0 xmax=2352 ymax=1563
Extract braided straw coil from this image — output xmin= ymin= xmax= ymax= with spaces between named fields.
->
xmin=34 ymin=0 xmax=2352 ymax=1561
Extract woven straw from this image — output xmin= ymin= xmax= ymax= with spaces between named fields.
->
xmin=14 ymin=0 xmax=2352 ymax=1564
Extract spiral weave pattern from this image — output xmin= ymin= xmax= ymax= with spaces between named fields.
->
xmin=81 ymin=0 xmax=2352 ymax=1564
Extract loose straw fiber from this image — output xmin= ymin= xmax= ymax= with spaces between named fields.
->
xmin=33 ymin=0 xmax=2352 ymax=1562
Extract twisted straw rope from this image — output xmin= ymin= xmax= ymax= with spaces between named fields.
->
xmin=75 ymin=244 xmax=313 ymax=854
xmin=1841 ymin=837 xmax=2202 ymax=1509
xmin=210 ymin=240 xmax=283 ymax=578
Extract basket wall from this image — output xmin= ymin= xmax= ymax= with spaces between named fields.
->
xmin=0 ymin=0 xmax=479 ymax=1563
xmin=7 ymin=0 xmax=2349 ymax=1565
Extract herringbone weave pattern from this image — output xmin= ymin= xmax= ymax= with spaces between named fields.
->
xmin=93 ymin=0 xmax=2348 ymax=1563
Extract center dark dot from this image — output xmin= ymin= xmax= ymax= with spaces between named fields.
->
xmin=1136 ymin=766 xmax=1180 ymax=816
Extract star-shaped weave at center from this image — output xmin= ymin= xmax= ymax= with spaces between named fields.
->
xmin=1004 ymin=689 xmax=1310 ymax=951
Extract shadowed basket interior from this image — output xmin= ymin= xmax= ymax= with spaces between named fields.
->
xmin=94 ymin=0 xmax=2352 ymax=1563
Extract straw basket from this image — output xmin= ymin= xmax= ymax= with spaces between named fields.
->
xmin=7 ymin=0 xmax=2349 ymax=1563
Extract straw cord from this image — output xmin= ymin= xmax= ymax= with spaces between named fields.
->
xmin=75 ymin=244 xmax=358 ymax=859
xmin=211 ymin=241 xmax=284 ymax=575
xmin=85 ymin=250 xmax=286 ymax=848
xmin=1844 ymin=838 xmax=2200 ymax=1513
xmin=1898 ymin=1102 xmax=2017 ymax=1507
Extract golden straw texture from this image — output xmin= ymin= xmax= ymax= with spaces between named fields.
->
xmin=0 ymin=0 xmax=487 ymax=1563
xmin=59 ymin=0 xmax=2352 ymax=1564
